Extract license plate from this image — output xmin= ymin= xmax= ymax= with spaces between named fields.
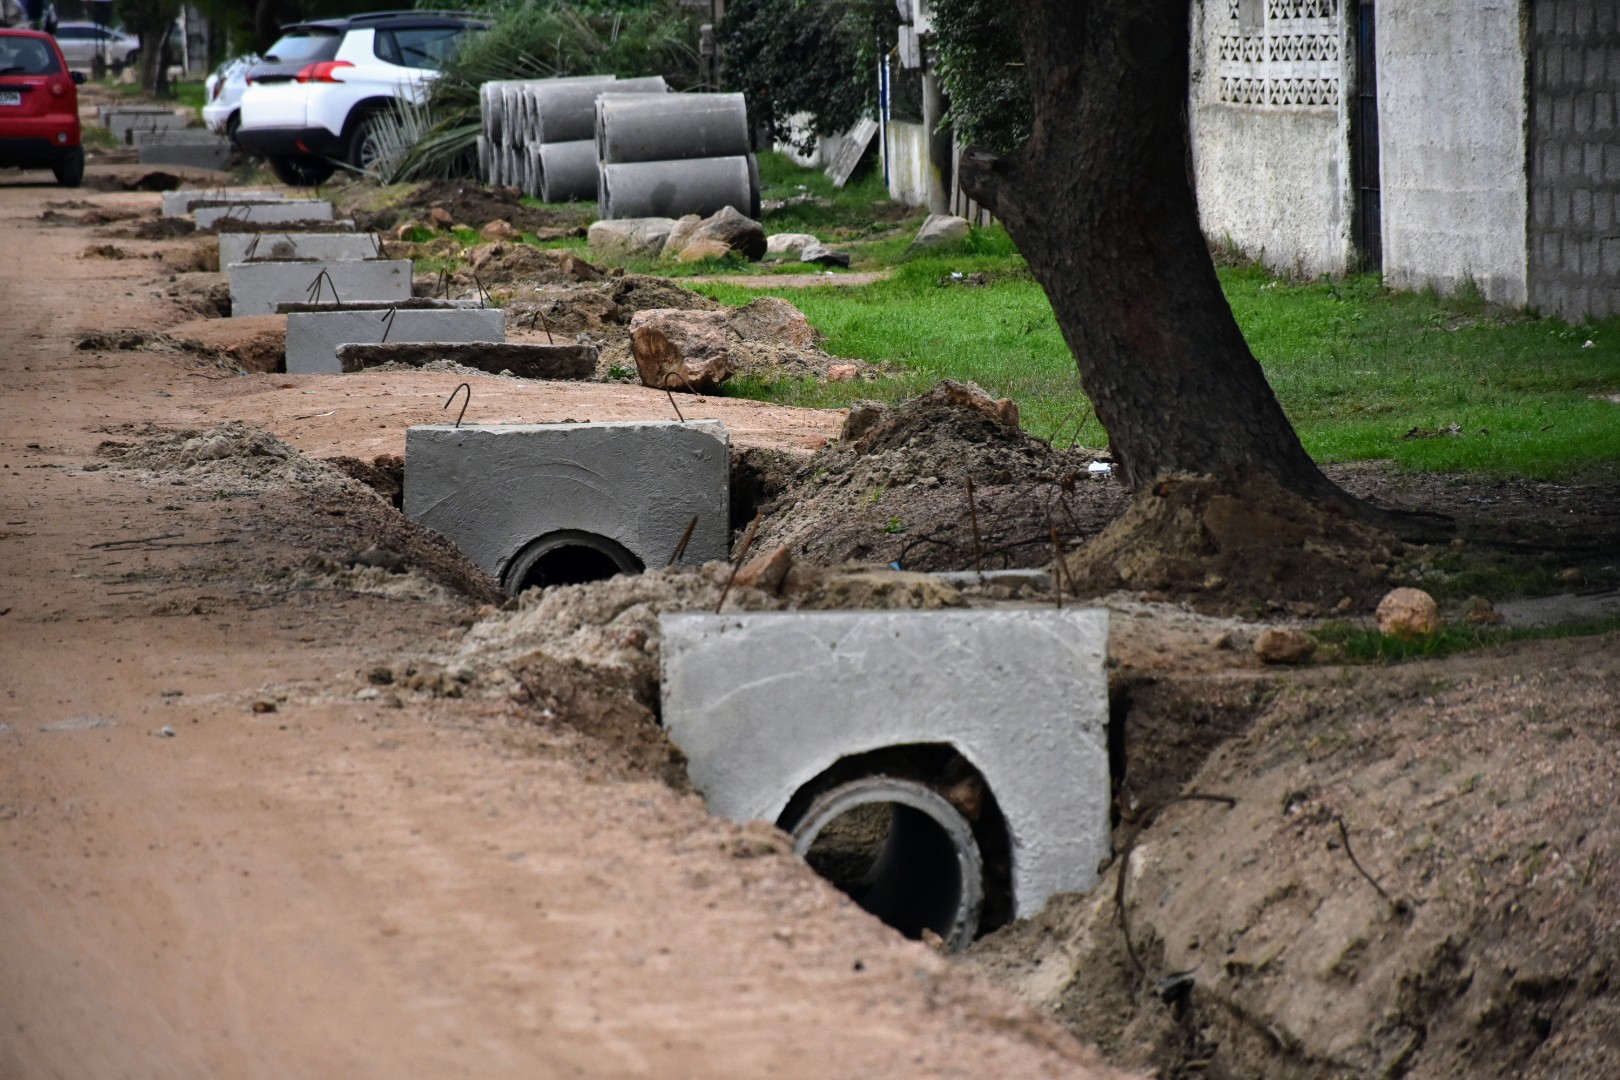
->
xmin=0 ymin=91 xmax=21 ymax=106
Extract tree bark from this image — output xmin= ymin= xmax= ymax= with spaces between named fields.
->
xmin=958 ymin=0 xmax=1352 ymax=509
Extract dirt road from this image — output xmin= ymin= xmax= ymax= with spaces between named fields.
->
xmin=0 ymin=170 xmax=1124 ymax=1079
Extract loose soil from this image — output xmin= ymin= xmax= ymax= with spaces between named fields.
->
xmin=5 ymin=165 xmax=1619 ymax=1080
xmin=347 ymin=178 xmax=595 ymax=236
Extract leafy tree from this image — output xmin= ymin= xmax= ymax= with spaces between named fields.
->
xmin=114 ymin=0 xmax=178 ymax=94
xmin=935 ymin=0 xmax=1378 ymax=521
xmin=721 ymin=0 xmax=896 ymax=152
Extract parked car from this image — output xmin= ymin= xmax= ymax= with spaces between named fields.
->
xmin=202 ymin=52 xmax=258 ymax=143
xmin=52 ymin=21 xmax=138 ymax=71
xmin=235 ymin=10 xmax=486 ymax=186
xmin=0 ymin=28 xmax=83 ymax=186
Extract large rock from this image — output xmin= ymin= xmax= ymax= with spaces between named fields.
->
xmin=630 ymin=308 xmax=733 ymax=393
xmin=661 ymin=205 xmax=766 ymax=262
xmin=800 ymin=242 xmax=851 ymax=267
xmin=910 ymin=213 xmax=971 ymax=249
xmin=727 ymin=297 xmax=817 ymax=349
xmin=764 ymin=232 xmax=818 ymax=259
xmin=588 ymin=217 xmax=676 ymax=259
xmin=1376 ymin=587 xmax=1443 ymax=638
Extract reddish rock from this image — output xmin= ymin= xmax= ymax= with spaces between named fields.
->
xmin=1254 ymin=627 xmax=1317 ymax=665
xmin=733 ymin=545 xmax=793 ymax=594
xmin=629 ymin=308 xmax=733 ymax=394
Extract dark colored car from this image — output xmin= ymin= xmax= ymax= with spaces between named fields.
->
xmin=0 ymin=28 xmax=84 ymax=187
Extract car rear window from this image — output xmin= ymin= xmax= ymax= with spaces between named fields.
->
xmin=262 ymin=28 xmax=341 ymax=64
xmin=373 ymin=25 xmax=475 ymax=70
xmin=0 ymin=37 xmax=62 ymax=75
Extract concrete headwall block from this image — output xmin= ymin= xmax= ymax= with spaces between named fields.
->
xmin=336 ymin=341 xmax=594 ymax=380
xmin=219 ymin=232 xmax=384 ymax=266
xmin=285 ymin=308 xmax=506 ymax=374
xmin=660 ymin=608 xmax=1112 ymax=923
xmin=195 ymin=201 xmax=336 ymax=229
xmin=227 ymin=259 xmax=413 ymax=317
xmin=403 ymin=420 xmax=730 ymax=591
xmin=162 ymin=189 xmax=291 ymax=217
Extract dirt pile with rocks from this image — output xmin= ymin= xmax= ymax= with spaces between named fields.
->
xmin=1064 ymin=471 xmax=1403 ymax=617
xmin=749 ymin=381 xmax=1125 ymax=571
xmin=967 ymin=634 xmax=1620 ymax=1080
xmin=354 ymin=179 xmax=592 ymax=235
xmin=93 ymin=422 xmax=501 ymax=605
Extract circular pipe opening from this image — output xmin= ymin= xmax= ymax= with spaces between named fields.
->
xmin=502 ymin=530 xmax=644 ymax=594
xmin=788 ymin=777 xmax=983 ymax=951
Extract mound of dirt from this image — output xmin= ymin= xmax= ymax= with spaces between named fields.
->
xmin=750 ymin=381 xmax=1125 ymax=571
xmin=1064 ymin=471 xmax=1401 ymax=616
xmin=354 ymin=180 xmax=592 ymax=235
xmin=41 ymin=206 xmax=145 ymax=227
xmin=439 ymin=561 xmax=972 ymax=782
xmin=967 ymin=634 xmax=1620 ymax=1080
xmin=103 ymin=216 xmax=195 ymax=240
xmin=94 ymin=422 xmax=501 ymax=605
xmin=461 ymin=242 xmax=606 ymax=291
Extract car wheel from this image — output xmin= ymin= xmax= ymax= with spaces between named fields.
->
xmin=266 ymin=155 xmax=335 ymax=187
xmin=347 ymin=111 xmax=386 ymax=176
xmin=52 ymin=147 xmax=85 ymax=188
xmin=225 ymin=112 xmax=241 ymax=148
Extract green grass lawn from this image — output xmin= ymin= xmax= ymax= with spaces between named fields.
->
xmin=692 ymin=225 xmax=1620 ymax=480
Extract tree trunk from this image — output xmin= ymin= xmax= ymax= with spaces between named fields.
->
xmin=957 ymin=0 xmax=1352 ymax=510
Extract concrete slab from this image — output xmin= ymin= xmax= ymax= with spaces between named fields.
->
xmin=275 ymin=299 xmax=481 ymax=313
xmin=403 ymin=420 xmax=730 ymax=591
xmin=162 ymin=189 xmax=292 ymax=217
xmin=106 ymin=110 xmax=184 ymax=144
xmin=214 ymin=219 xmax=358 ymax=236
xmin=227 ymin=259 xmax=413 ymax=317
xmin=134 ymin=131 xmax=233 ymax=170
xmin=195 ymin=201 xmax=335 ymax=229
xmin=336 ymin=341 xmax=595 ymax=380
xmin=659 ymin=608 xmax=1111 ymax=925
xmin=220 ymin=232 xmax=384 ymax=266
xmin=287 ymin=308 xmax=506 ymax=375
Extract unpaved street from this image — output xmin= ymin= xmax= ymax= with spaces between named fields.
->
xmin=0 ymin=170 xmax=1123 ymax=1079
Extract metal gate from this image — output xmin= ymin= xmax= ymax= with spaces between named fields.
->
xmin=1354 ymin=0 xmax=1383 ymax=271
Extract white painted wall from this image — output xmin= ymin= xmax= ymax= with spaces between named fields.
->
xmin=1187 ymin=0 xmax=1353 ymax=277
xmin=884 ymin=120 xmax=930 ymax=207
xmin=1377 ymin=0 xmax=1528 ymax=305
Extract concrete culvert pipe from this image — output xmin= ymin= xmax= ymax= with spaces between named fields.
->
xmin=502 ymin=529 xmax=644 ymax=594
xmin=596 ymin=92 xmax=751 ymax=165
xmin=599 ymin=155 xmax=760 ymax=221
xmin=787 ymin=776 xmax=984 ymax=952
xmin=538 ymin=139 xmax=600 ymax=202
xmin=531 ymin=75 xmax=667 ymax=145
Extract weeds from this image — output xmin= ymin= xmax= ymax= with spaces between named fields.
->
xmin=1310 ymin=615 xmax=1620 ymax=663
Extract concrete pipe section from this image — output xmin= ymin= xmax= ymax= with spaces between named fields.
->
xmin=599 ymin=155 xmax=761 ymax=221
xmin=596 ymin=92 xmax=751 ymax=165
xmin=538 ymin=140 xmax=601 ymax=202
xmin=660 ymin=608 xmax=1111 ymax=949
xmin=789 ymin=776 xmax=984 ymax=951
xmin=403 ymin=420 xmax=731 ymax=594
xmin=529 ymin=75 xmax=667 ymax=144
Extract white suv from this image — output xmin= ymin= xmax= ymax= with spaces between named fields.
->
xmin=235 ymin=10 xmax=485 ymax=186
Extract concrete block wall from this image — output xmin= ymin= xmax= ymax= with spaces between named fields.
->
xmin=1527 ymin=0 xmax=1620 ymax=321
xmin=1187 ymin=0 xmax=1354 ymax=278
xmin=1378 ymin=0 xmax=1529 ymax=306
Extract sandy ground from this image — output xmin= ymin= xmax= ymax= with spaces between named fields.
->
xmin=0 ymin=168 xmax=1129 ymax=1079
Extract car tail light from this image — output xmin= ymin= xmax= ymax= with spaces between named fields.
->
xmin=294 ymin=60 xmax=353 ymax=84
xmin=210 ymin=80 xmax=222 ymax=101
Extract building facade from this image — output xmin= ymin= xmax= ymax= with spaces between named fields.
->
xmin=1190 ymin=0 xmax=1620 ymax=321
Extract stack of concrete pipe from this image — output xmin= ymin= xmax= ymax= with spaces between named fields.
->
xmin=594 ymin=91 xmax=758 ymax=220
xmin=478 ymin=75 xmax=668 ymax=201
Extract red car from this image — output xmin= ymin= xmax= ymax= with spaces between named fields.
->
xmin=0 ymin=28 xmax=84 ymax=187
